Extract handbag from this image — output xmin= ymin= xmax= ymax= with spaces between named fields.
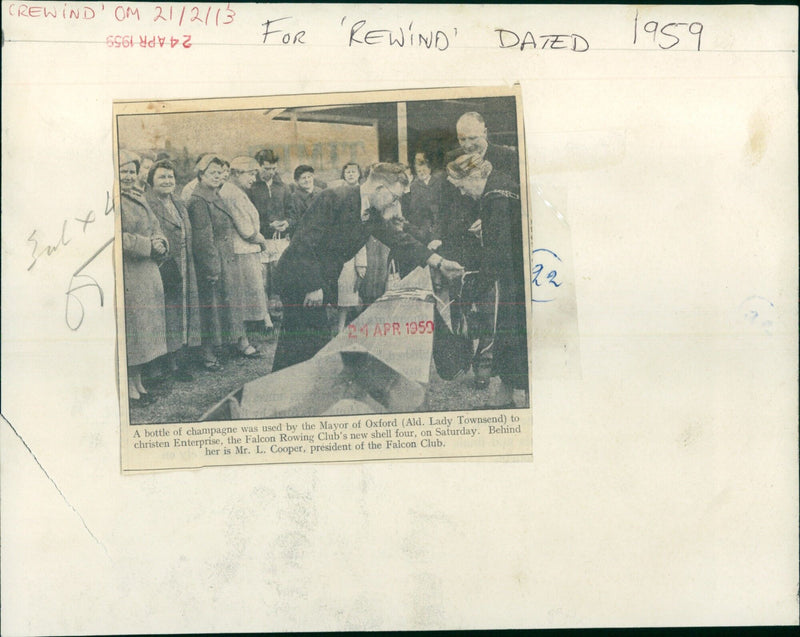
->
xmin=262 ymin=231 xmax=290 ymax=264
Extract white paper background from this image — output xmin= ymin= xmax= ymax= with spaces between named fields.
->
xmin=2 ymin=3 xmax=797 ymax=633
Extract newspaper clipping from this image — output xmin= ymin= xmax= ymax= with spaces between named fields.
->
xmin=114 ymin=86 xmax=532 ymax=471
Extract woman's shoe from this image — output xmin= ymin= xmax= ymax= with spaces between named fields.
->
xmin=141 ymin=376 xmax=172 ymax=395
xmin=130 ymin=393 xmax=156 ymax=406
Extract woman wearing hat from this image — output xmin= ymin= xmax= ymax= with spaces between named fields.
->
xmin=290 ymin=164 xmax=324 ymax=222
xmin=145 ymin=159 xmax=202 ymax=380
xmin=119 ymin=150 xmax=169 ymax=405
xmin=445 ymin=152 xmax=529 ymax=408
xmin=186 ymin=154 xmax=246 ymax=369
xmin=220 ymin=156 xmax=273 ymax=350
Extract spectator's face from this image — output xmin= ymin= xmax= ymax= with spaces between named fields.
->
xmin=221 ymin=165 xmax=230 ymax=182
xmin=236 ymin=170 xmax=258 ymax=190
xmin=151 ymin=167 xmax=176 ymax=196
xmin=200 ymin=162 xmax=226 ymax=188
xmin=343 ymin=165 xmax=360 ymax=185
xmin=296 ymin=171 xmax=315 ymax=194
xmin=260 ymin=162 xmax=278 ymax=182
xmin=119 ymin=162 xmax=138 ymax=190
xmin=457 ymin=118 xmax=488 ymax=156
xmin=414 ymin=154 xmax=431 ymax=180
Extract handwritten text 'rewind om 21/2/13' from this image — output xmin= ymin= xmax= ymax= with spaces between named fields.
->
xmin=6 ymin=3 xmax=236 ymax=26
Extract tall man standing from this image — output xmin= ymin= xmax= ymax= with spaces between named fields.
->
xmin=248 ymin=149 xmax=296 ymax=318
xmin=271 ymin=162 xmax=464 ymax=372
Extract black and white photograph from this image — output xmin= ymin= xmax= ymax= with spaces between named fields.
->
xmin=114 ymin=86 xmax=533 ymax=468
xmin=4 ymin=3 xmax=797 ymax=631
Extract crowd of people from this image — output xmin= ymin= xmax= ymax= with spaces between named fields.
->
xmin=119 ymin=110 xmax=529 ymax=411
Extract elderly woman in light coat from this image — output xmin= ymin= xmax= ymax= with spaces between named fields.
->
xmin=219 ymin=156 xmax=273 ymax=350
xmin=119 ymin=149 xmax=169 ymax=405
xmin=145 ymin=159 xmax=202 ymax=380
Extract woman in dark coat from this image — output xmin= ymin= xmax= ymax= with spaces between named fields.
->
xmin=290 ymin=164 xmax=324 ymax=222
xmin=119 ymin=150 xmax=169 ymax=405
xmin=186 ymin=155 xmax=246 ymax=369
xmin=394 ymin=150 xmax=444 ymax=276
xmin=445 ymin=153 xmax=529 ymax=407
xmin=145 ymin=159 xmax=202 ymax=380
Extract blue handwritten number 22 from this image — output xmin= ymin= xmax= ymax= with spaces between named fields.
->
xmin=532 ymin=263 xmax=562 ymax=288
xmin=531 ymin=248 xmax=563 ymax=303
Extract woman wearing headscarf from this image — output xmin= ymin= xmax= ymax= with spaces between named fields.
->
xmin=220 ymin=156 xmax=273 ymax=347
xmin=119 ymin=150 xmax=169 ymax=405
xmin=186 ymin=154 xmax=247 ymax=369
xmin=145 ymin=159 xmax=202 ymax=380
xmin=445 ymin=152 xmax=529 ymax=408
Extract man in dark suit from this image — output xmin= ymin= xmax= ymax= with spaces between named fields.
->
xmin=249 ymin=149 xmax=297 ymax=315
xmin=271 ymin=162 xmax=464 ymax=372
xmin=249 ymin=148 xmax=297 ymax=237
xmin=440 ymin=111 xmax=520 ymax=388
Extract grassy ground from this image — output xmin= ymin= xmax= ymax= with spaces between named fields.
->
xmin=130 ymin=326 xmax=524 ymax=425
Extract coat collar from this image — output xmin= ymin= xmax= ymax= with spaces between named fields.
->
xmin=193 ymin=182 xmax=231 ymax=209
xmin=193 ymin=183 xmax=238 ymax=224
xmin=121 ymin=188 xmax=149 ymax=209
xmin=147 ymin=192 xmax=184 ymax=228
